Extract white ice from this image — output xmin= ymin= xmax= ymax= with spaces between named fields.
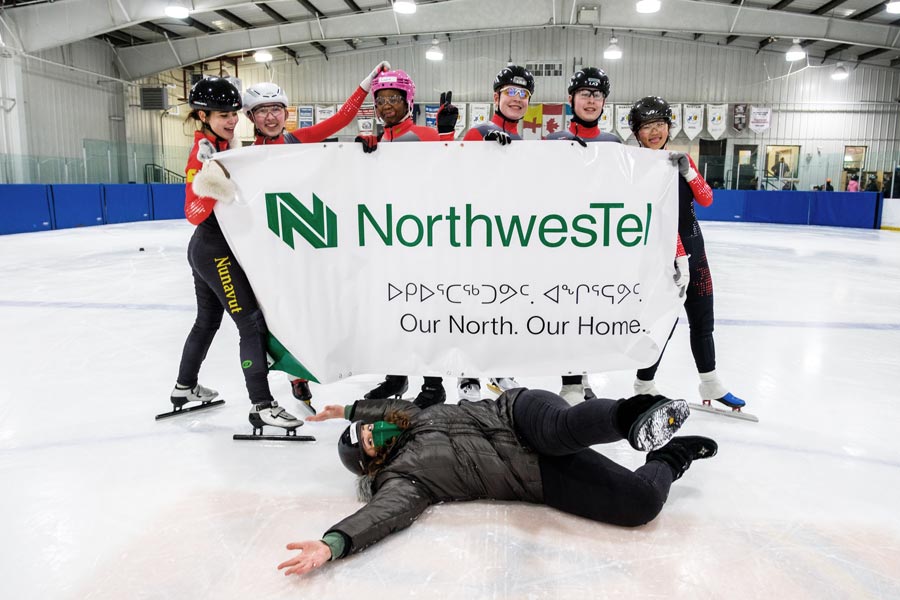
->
xmin=1 ymin=221 xmax=899 ymax=599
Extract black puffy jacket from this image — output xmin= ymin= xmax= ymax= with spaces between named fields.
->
xmin=326 ymin=388 xmax=543 ymax=557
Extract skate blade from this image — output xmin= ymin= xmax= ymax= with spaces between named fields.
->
xmin=233 ymin=433 xmax=316 ymax=441
xmin=688 ymin=402 xmax=759 ymax=423
xmin=155 ymin=399 xmax=225 ymax=420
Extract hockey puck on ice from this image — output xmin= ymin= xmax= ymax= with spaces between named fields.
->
xmin=139 ymin=247 xmax=145 ymax=251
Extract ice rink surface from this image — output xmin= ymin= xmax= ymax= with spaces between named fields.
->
xmin=1 ymin=220 xmax=899 ymax=599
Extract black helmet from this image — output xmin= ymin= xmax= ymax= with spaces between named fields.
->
xmin=568 ymin=67 xmax=610 ymax=97
xmin=338 ymin=421 xmax=369 ymax=476
xmin=628 ymin=96 xmax=672 ymax=133
xmin=493 ymin=65 xmax=535 ymax=94
xmin=189 ymin=76 xmax=242 ymax=111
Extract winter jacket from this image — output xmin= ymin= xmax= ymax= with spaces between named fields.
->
xmin=325 ymin=388 xmax=543 ymax=557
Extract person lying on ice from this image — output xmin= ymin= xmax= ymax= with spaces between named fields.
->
xmin=277 ymin=388 xmax=717 ymax=577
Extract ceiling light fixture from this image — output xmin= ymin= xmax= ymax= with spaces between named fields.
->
xmin=604 ymin=36 xmax=623 ymax=60
xmin=393 ymin=0 xmax=417 ymax=14
xmin=164 ymin=3 xmax=190 ymax=19
xmin=636 ymin=0 xmax=661 ymax=13
xmin=785 ymin=39 xmax=806 ymax=62
xmin=887 ymin=2 xmax=900 ymax=14
xmin=831 ymin=62 xmax=849 ymax=81
xmin=425 ymin=37 xmax=443 ymax=61
xmin=254 ymin=50 xmax=273 ymax=63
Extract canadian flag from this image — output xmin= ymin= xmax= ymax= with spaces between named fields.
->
xmin=541 ymin=104 xmax=564 ymax=139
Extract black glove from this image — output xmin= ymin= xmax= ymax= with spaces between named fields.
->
xmin=572 ymin=135 xmax=587 ymax=148
xmin=436 ymin=91 xmax=459 ymax=135
xmin=484 ymin=130 xmax=512 ymax=146
xmin=355 ymin=135 xmax=379 ymax=154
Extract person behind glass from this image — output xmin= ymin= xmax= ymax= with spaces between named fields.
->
xmin=168 ymin=77 xmax=303 ymax=433
xmin=453 ymin=65 xmax=536 ymax=402
xmin=354 ymin=69 xmax=446 ymax=409
xmin=241 ymin=61 xmax=390 ymax=412
xmin=824 ymin=178 xmax=834 ymax=192
xmin=628 ymin=96 xmax=747 ymax=411
xmin=275 ymin=389 xmax=716 ymax=576
xmin=847 ymin=174 xmax=859 ymax=192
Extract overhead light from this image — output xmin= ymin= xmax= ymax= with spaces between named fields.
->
xmin=164 ymin=4 xmax=190 ymax=19
xmin=393 ymin=0 xmax=416 ymax=14
xmin=785 ymin=38 xmax=806 ymax=62
xmin=636 ymin=0 xmax=661 ymax=13
xmin=254 ymin=50 xmax=273 ymax=63
xmin=425 ymin=38 xmax=443 ymax=61
xmin=604 ymin=36 xmax=623 ymax=60
xmin=887 ymin=2 xmax=900 ymax=14
xmin=831 ymin=62 xmax=849 ymax=81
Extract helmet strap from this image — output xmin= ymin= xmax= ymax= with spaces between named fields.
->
xmin=571 ymin=110 xmax=600 ymax=129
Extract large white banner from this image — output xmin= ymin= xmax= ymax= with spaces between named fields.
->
xmin=213 ymin=143 xmax=682 ymax=383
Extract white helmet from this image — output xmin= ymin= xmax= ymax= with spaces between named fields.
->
xmin=242 ymin=82 xmax=288 ymax=118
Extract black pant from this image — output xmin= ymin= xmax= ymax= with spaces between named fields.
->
xmin=176 ymin=219 xmax=273 ymax=404
xmin=637 ymin=233 xmax=716 ymax=381
xmin=512 ymin=389 xmax=673 ymax=527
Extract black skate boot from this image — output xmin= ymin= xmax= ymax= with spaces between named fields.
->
xmin=414 ymin=377 xmax=446 ymax=409
xmin=364 ymin=375 xmax=409 ymax=399
xmin=614 ymin=394 xmax=690 ymax=452
xmin=646 ymin=436 xmax=718 ymax=480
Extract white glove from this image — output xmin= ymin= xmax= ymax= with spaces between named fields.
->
xmin=360 ymin=61 xmax=391 ymax=92
xmin=669 ymin=152 xmax=697 ymax=182
xmin=192 ymin=160 xmax=235 ymax=205
xmin=673 ymin=254 xmax=690 ymax=298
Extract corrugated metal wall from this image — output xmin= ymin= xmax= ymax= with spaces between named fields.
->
xmin=4 ymin=28 xmax=899 ymax=188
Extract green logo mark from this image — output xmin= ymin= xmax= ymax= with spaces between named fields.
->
xmin=266 ymin=192 xmax=338 ymax=249
xmin=242 ymin=360 xmax=253 ymax=369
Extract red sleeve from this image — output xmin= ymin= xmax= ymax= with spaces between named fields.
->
xmin=463 ymin=128 xmax=484 ymax=141
xmin=292 ymin=87 xmax=367 ymax=143
xmin=687 ymin=155 xmax=713 ymax=207
xmin=184 ymin=140 xmax=215 ymax=225
xmin=675 ymin=234 xmax=686 ymax=257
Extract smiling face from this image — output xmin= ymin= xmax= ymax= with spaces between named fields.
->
xmin=360 ymin=423 xmax=376 ymax=457
xmin=636 ymin=119 xmax=669 ymax=150
xmin=571 ymin=88 xmax=606 ymax=122
xmin=494 ymin=86 xmax=530 ymax=121
xmin=374 ymin=89 xmax=408 ymax=127
xmin=200 ymin=110 xmax=240 ymax=141
xmin=250 ymin=103 xmax=286 ymax=137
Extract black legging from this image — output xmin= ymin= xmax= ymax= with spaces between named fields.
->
xmin=637 ymin=233 xmax=716 ymax=380
xmin=512 ymin=389 xmax=673 ymax=527
xmin=176 ymin=216 xmax=273 ymax=404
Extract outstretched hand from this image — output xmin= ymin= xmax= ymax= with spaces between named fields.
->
xmin=436 ymin=91 xmax=459 ymax=135
xmin=305 ymin=404 xmax=345 ymax=422
xmin=278 ymin=540 xmax=333 ymax=577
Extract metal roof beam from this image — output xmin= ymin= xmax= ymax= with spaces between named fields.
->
xmin=811 ymin=0 xmax=849 ymax=16
xmin=215 ymin=9 xmax=253 ymax=30
xmin=257 ymin=3 xmax=290 ymax=24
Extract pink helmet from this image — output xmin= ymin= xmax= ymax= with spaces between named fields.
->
xmin=371 ymin=69 xmax=416 ymax=107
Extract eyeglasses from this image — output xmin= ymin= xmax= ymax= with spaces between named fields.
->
xmin=501 ymin=87 xmax=531 ymax=99
xmin=375 ymin=95 xmax=405 ymax=106
xmin=253 ymin=105 xmax=285 ymax=117
xmin=576 ymin=89 xmax=605 ymax=100
xmin=639 ymin=121 xmax=667 ymax=133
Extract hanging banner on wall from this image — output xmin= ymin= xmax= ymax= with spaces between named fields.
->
xmin=522 ymin=104 xmax=543 ymax=139
xmin=669 ymin=103 xmax=682 ymax=138
xmin=424 ymin=104 xmax=440 ymax=128
xmin=453 ymin=104 xmax=468 ymax=139
xmin=212 ymin=142 xmax=682 ymax=382
xmin=298 ymin=106 xmax=314 ymax=129
xmin=285 ymin=107 xmax=299 ymax=131
xmin=682 ymin=104 xmax=703 ymax=140
xmin=357 ymin=103 xmax=375 ymax=134
xmin=542 ymin=104 xmax=564 ymax=138
xmin=315 ymin=104 xmax=335 ymax=123
xmin=470 ymin=103 xmax=491 ymax=128
xmin=733 ymin=103 xmax=748 ymax=132
xmin=615 ymin=104 xmax=632 ymax=140
xmin=598 ymin=106 xmax=613 ymax=133
xmin=707 ymin=103 xmax=727 ymax=140
xmin=749 ymin=106 xmax=771 ymax=133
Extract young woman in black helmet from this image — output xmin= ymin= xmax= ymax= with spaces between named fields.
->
xmin=548 ymin=71 xmax=689 ymax=405
xmin=167 ymin=76 xmax=303 ymax=434
xmin=275 ymin=390 xmax=716 ymax=576
xmin=627 ymin=96 xmax=746 ymax=411
xmin=455 ymin=65 xmax=536 ymax=401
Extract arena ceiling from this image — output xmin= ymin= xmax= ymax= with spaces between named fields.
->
xmin=1 ymin=0 xmax=899 ymax=79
